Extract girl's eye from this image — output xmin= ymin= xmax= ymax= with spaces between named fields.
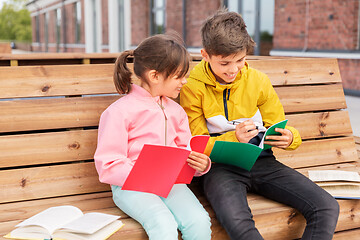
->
xmin=220 ymin=63 xmax=228 ymax=66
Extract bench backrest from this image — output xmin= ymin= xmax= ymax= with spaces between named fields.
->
xmin=0 ymin=56 xmax=358 ymax=205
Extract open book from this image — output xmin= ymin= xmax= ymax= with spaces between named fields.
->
xmin=121 ymin=135 xmax=210 ymax=198
xmin=209 ymin=119 xmax=288 ymax=171
xmin=309 ymin=170 xmax=360 ymax=199
xmin=4 ymin=205 xmax=124 ymax=240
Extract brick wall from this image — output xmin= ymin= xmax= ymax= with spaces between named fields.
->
xmin=131 ymin=0 xmax=150 ymax=46
xmin=274 ymin=0 xmax=359 ymax=50
xmin=274 ymin=0 xmax=360 ymax=91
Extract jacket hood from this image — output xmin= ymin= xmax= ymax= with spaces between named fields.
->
xmin=189 ymin=59 xmax=250 ymax=91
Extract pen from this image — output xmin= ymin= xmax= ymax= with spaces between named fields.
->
xmin=227 ymin=121 xmax=259 ymax=131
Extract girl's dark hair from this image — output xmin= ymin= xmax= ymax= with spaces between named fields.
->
xmin=114 ymin=34 xmax=190 ymax=94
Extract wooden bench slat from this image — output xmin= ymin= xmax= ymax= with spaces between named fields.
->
xmin=0 ymin=58 xmax=341 ymax=99
xmin=276 ymin=83 xmax=346 ymax=113
xmin=275 ymin=137 xmax=358 ymax=168
xmin=247 ymin=58 xmax=342 ymax=85
xmin=0 ymin=65 xmax=116 ymax=99
xmin=0 ymin=112 xmax=353 ymax=168
xmin=288 ymin=111 xmax=353 ymax=139
xmin=0 ymin=129 xmax=97 ymax=168
xmin=0 ymin=88 xmax=346 ymax=133
xmin=0 ymin=96 xmax=118 ymax=133
xmin=0 ymin=162 xmax=110 ymax=204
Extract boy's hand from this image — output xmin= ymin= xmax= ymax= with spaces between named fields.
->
xmin=264 ymin=128 xmax=293 ymax=149
xmin=187 ymin=151 xmax=210 ymax=173
xmin=235 ymin=119 xmax=259 ymax=143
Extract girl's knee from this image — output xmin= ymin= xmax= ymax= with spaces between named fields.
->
xmin=143 ymin=216 xmax=179 ymax=240
xmin=180 ymin=210 xmax=212 ymax=240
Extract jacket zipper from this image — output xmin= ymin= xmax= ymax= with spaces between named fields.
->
xmin=158 ymin=97 xmax=168 ymax=146
xmin=223 ymin=88 xmax=230 ymax=120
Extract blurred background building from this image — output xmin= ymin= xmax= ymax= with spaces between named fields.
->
xmin=21 ymin=0 xmax=360 ymax=94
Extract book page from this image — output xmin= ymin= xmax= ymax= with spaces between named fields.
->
xmin=15 ymin=205 xmax=83 ymax=235
xmin=58 ymin=212 xmax=120 ymax=235
xmin=122 ymin=144 xmax=191 ymax=198
xmin=322 ymin=185 xmax=360 ymax=199
xmin=210 ymin=141 xmax=262 ymax=171
xmin=309 ymin=170 xmax=360 ymax=182
xmin=53 ymin=220 xmax=124 ymax=240
xmin=260 ymin=119 xmax=288 ymax=150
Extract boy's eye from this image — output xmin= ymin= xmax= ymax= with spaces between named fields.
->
xmin=220 ymin=63 xmax=228 ymax=66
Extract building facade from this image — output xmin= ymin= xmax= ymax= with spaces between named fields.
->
xmin=271 ymin=0 xmax=360 ymax=92
xmin=26 ymin=0 xmax=274 ymax=54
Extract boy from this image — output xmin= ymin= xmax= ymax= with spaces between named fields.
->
xmin=180 ymin=10 xmax=339 ymax=240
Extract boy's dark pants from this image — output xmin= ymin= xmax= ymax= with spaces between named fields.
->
xmin=201 ymin=155 xmax=339 ymax=240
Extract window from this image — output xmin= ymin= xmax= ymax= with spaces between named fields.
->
xmin=55 ymin=8 xmax=61 ymax=52
xmin=35 ymin=15 xmax=40 ymax=42
xmin=150 ymin=0 xmax=166 ymax=35
xmin=74 ymin=1 xmax=82 ymax=44
xmin=44 ymin=12 xmax=49 ymax=52
xmin=225 ymin=0 xmax=274 ymax=55
xmin=118 ymin=0 xmax=125 ymax=51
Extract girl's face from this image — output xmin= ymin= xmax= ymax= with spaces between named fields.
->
xmin=201 ymin=49 xmax=247 ymax=84
xmin=159 ymin=72 xmax=187 ymax=99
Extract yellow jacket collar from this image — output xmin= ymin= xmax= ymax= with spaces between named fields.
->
xmin=189 ymin=59 xmax=249 ymax=91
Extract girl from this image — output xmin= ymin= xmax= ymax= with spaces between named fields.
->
xmin=94 ymin=34 xmax=212 ymax=240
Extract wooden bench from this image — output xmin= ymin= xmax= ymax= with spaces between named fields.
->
xmin=1 ymin=55 xmax=360 ymax=240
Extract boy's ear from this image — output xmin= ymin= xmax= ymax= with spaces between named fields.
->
xmin=201 ymin=49 xmax=210 ymax=62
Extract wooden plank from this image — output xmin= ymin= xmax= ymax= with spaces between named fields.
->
xmin=275 ymin=83 xmax=346 ymax=113
xmin=287 ymin=111 xmax=353 ymax=139
xmin=0 ymin=129 xmax=97 ymax=168
xmin=0 ymin=162 xmax=110 ymax=204
xmin=0 ymin=58 xmax=341 ymax=99
xmin=333 ymin=229 xmax=360 ymax=239
xmin=355 ymin=136 xmax=360 ymax=159
xmin=0 ymin=95 xmax=118 ymax=133
xmin=0 ymin=110 xmax=353 ymax=167
xmin=0 ymin=64 xmax=116 ymax=98
xmin=275 ymin=137 xmax=358 ymax=169
xmin=0 ymin=93 xmax=348 ymax=134
xmin=1 ymin=163 xmax=359 ymax=240
xmin=248 ymin=58 xmax=342 ymax=86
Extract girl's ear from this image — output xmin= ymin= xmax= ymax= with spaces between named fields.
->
xmin=147 ymin=70 xmax=159 ymax=84
xmin=201 ymin=49 xmax=210 ymax=62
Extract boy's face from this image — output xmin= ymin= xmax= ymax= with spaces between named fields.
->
xmin=201 ymin=49 xmax=247 ymax=84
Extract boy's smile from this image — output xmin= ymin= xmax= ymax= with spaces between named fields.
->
xmin=201 ymin=49 xmax=247 ymax=84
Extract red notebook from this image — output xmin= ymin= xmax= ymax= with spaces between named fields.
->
xmin=122 ymin=135 xmax=210 ymax=198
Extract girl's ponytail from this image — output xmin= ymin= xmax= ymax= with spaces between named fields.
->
xmin=113 ymin=50 xmax=134 ymax=94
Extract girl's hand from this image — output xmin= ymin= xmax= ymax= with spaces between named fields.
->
xmin=264 ymin=128 xmax=293 ymax=149
xmin=187 ymin=151 xmax=210 ymax=173
xmin=235 ymin=119 xmax=259 ymax=143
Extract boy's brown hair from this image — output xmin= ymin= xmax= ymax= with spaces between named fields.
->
xmin=201 ymin=9 xmax=255 ymax=57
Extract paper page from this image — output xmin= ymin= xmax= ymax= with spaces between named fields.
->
xmin=322 ymin=185 xmax=360 ymax=199
xmin=260 ymin=119 xmax=288 ymax=150
xmin=309 ymin=170 xmax=360 ymax=182
xmin=210 ymin=141 xmax=262 ymax=171
xmin=53 ymin=220 xmax=124 ymax=240
xmin=59 ymin=212 xmax=120 ymax=235
xmin=122 ymin=144 xmax=191 ymax=198
xmin=316 ymin=181 xmax=360 ymax=187
xmin=177 ymin=135 xmax=210 ymax=184
xmin=16 ymin=206 xmax=84 ymax=235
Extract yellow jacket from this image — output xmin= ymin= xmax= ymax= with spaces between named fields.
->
xmin=180 ymin=60 xmax=302 ymax=156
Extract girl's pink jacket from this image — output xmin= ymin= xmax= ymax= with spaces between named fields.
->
xmin=94 ymin=84 xmax=209 ymax=187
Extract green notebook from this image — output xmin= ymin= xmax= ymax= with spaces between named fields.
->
xmin=209 ymin=120 xmax=288 ymax=171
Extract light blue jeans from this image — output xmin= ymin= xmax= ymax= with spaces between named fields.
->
xmin=112 ymin=184 xmax=212 ymax=240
